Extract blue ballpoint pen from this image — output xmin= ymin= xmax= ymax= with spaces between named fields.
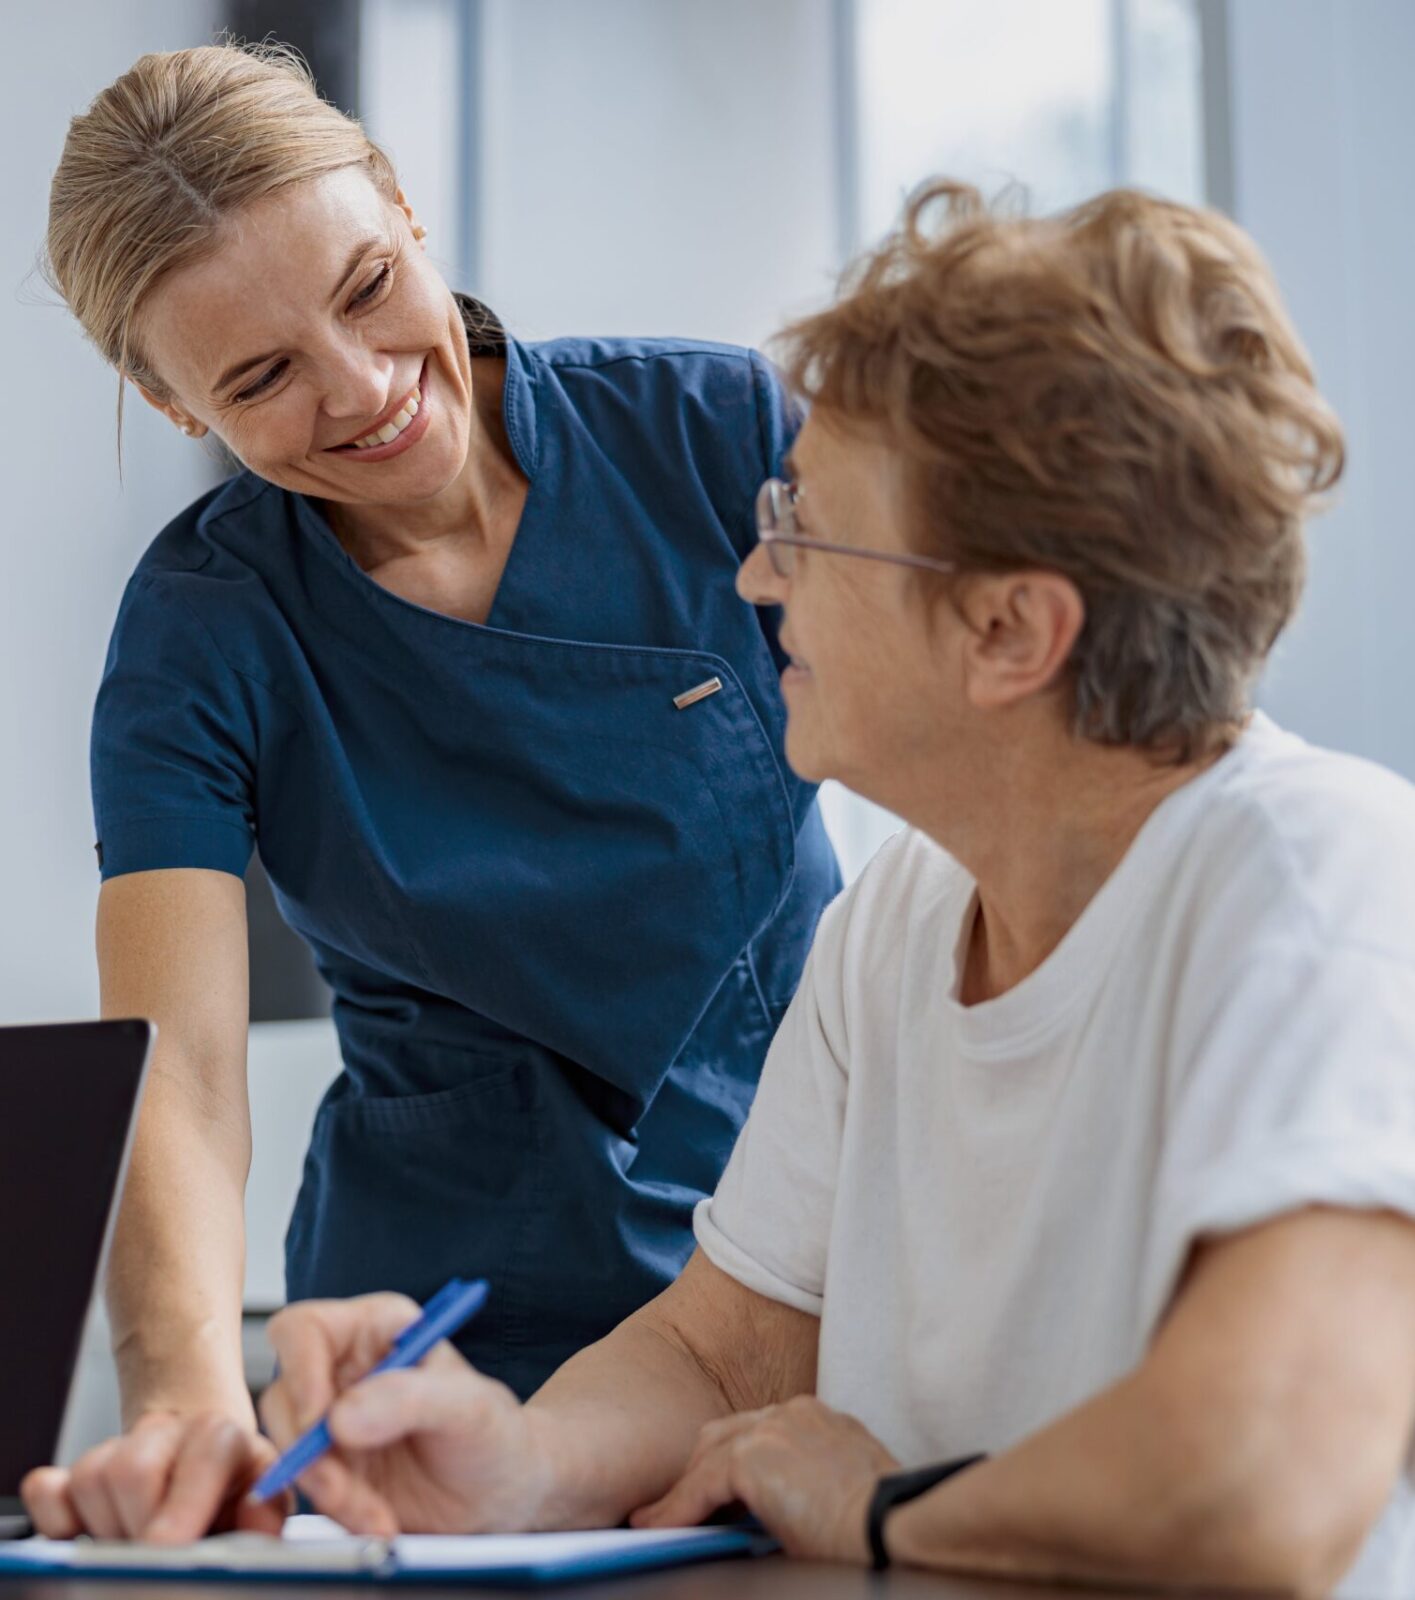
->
xmin=249 ymin=1277 xmax=490 ymax=1505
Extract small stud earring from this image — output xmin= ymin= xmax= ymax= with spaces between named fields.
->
xmin=411 ymin=223 xmax=427 ymax=242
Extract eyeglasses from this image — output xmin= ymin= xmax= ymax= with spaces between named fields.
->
xmin=754 ymin=478 xmax=957 ymax=581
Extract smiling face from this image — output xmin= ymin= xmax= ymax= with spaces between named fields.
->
xmin=739 ymin=407 xmax=1096 ymax=836
xmin=134 ymin=165 xmax=473 ymax=503
xmin=737 ymin=410 xmax=965 ymax=805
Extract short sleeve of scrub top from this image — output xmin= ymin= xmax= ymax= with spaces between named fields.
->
xmin=91 ymin=564 xmax=258 ymax=878
xmin=90 ymin=303 xmax=841 ymax=1396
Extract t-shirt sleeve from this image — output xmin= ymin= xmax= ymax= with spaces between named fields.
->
xmin=693 ymin=886 xmax=851 ymax=1315
xmin=90 ymin=573 xmax=258 ymax=881
xmin=1142 ymin=937 xmax=1415 ymax=1331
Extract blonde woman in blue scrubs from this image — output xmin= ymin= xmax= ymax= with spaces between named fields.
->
xmin=32 ymin=42 xmax=838 ymax=1540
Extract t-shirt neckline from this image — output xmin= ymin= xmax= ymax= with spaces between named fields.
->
xmin=945 ymin=714 xmax=1280 ymax=1058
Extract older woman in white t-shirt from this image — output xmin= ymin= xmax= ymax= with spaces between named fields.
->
xmin=31 ymin=181 xmax=1415 ymax=1596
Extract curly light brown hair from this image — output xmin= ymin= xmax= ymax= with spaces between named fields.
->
xmin=775 ymin=181 xmax=1346 ymax=761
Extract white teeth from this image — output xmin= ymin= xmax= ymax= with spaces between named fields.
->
xmin=348 ymin=382 xmax=422 ymax=449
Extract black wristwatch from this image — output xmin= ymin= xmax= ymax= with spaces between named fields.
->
xmin=866 ymin=1453 xmax=987 ymax=1571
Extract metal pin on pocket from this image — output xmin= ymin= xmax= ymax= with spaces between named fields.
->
xmin=673 ymin=676 xmax=723 ymax=711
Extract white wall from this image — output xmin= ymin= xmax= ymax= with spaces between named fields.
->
xmin=1228 ymin=0 xmax=1415 ymax=777
xmin=476 ymin=0 xmax=841 ymax=347
xmin=360 ymin=0 xmax=471 ymax=291
xmin=1 ymin=1 xmax=220 ymax=1023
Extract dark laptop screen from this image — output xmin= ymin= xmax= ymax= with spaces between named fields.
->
xmin=0 ymin=1021 xmax=150 ymax=1498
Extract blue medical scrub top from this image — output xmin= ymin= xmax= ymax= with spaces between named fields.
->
xmin=91 ymin=299 xmax=841 ymax=1397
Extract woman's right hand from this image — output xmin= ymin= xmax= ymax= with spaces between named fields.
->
xmin=257 ymin=1294 xmax=551 ymax=1536
xmin=21 ymin=1411 xmax=286 ymax=1541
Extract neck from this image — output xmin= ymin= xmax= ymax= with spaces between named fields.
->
xmin=903 ymin=720 xmax=1234 ymax=1005
xmin=325 ymin=355 xmax=523 ymax=567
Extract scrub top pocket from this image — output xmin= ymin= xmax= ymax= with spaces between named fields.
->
xmin=286 ymin=1049 xmax=545 ymax=1373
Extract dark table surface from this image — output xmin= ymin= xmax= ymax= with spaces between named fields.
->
xmin=0 ymin=1557 xmax=1207 ymax=1600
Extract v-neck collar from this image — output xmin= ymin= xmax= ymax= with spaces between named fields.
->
xmin=453 ymin=296 xmax=542 ymax=629
xmin=456 ymin=293 xmax=539 ymax=481
xmin=289 ymin=295 xmax=547 ymax=635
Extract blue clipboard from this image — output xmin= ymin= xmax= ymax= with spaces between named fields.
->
xmin=0 ymin=1522 xmax=778 ymax=1587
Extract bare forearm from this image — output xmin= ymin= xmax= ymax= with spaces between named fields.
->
xmin=107 ymin=1071 xmax=253 ymax=1426
xmin=525 ymin=1307 xmax=734 ymax=1528
xmin=526 ymin=1254 xmax=818 ymax=1530
xmin=887 ymin=1368 xmax=1349 ymax=1596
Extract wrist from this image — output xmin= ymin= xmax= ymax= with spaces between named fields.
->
xmin=513 ymin=1405 xmax=570 ymax=1531
xmin=867 ymin=1454 xmax=988 ymax=1571
xmin=121 ymin=1387 xmax=257 ymax=1432
xmin=113 ymin=1318 xmax=252 ymax=1430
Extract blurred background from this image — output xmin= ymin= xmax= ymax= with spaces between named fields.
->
xmin=1 ymin=0 xmax=1410 ymax=1453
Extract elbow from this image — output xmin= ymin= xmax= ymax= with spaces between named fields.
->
xmin=1125 ymin=1346 xmax=1405 ymax=1600
xmin=1201 ymin=1499 xmax=1372 ymax=1599
xmin=1148 ymin=1441 xmax=1386 ymax=1598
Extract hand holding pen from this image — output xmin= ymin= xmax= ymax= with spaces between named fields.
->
xmin=251 ymin=1278 xmax=489 ymax=1505
xmin=255 ymin=1281 xmax=548 ymax=1537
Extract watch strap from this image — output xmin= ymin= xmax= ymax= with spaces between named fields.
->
xmin=867 ymin=1452 xmax=987 ymax=1571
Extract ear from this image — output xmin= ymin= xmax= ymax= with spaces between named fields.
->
xmin=957 ymin=571 xmax=1084 ymax=712
xmin=130 ymin=380 xmax=207 ymax=440
xmin=394 ymin=187 xmax=428 ymax=247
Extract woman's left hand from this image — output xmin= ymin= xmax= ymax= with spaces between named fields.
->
xmin=630 ymin=1397 xmax=898 ymax=1563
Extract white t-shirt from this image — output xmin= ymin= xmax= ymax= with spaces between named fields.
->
xmin=695 ymin=714 xmax=1415 ymax=1598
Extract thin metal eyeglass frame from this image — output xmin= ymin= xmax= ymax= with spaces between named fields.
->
xmin=754 ymin=478 xmax=957 ymax=580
